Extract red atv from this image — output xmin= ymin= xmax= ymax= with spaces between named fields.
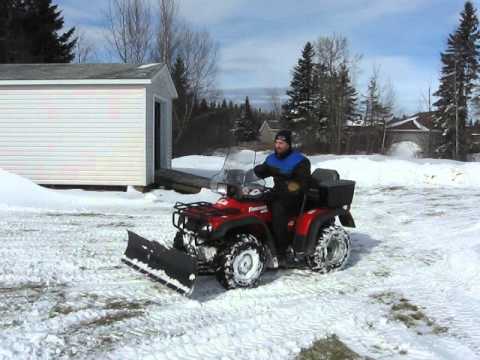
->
xmin=123 ymin=150 xmax=355 ymax=295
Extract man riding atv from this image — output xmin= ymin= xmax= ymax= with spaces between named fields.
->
xmin=254 ymin=130 xmax=311 ymax=264
xmin=122 ymin=134 xmax=356 ymax=294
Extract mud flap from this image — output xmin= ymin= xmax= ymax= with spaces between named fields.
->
xmin=339 ymin=211 xmax=356 ymax=228
xmin=122 ymin=230 xmax=198 ymax=295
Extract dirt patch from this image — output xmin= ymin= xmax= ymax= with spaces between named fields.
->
xmin=46 ymin=212 xmax=106 ymax=218
xmin=0 ymin=282 xmax=47 ymax=294
xmin=81 ymin=310 xmax=143 ymax=327
xmin=50 ymin=303 xmax=77 ymax=317
xmin=296 ymin=335 xmax=366 ymax=360
xmin=373 ymin=269 xmax=391 ymax=278
xmin=423 ymin=211 xmax=446 ymax=217
xmin=104 ymin=299 xmax=154 ymax=311
xmin=370 ymin=292 xmax=448 ymax=335
xmin=379 ymin=186 xmax=407 ymax=192
xmin=97 ymin=222 xmax=135 ymax=228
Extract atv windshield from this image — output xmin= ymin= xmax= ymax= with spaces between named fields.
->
xmin=211 ymin=149 xmax=265 ymax=194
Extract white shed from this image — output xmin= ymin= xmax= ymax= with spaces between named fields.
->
xmin=0 ymin=63 xmax=177 ymax=187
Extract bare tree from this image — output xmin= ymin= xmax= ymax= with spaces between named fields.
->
xmin=265 ymin=87 xmax=282 ymax=119
xmin=178 ymin=28 xmax=218 ymax=96
xmin=105 ymin=0 xmax=152 ymax=64
xmin=382 ymin=78 xmax=397 ymax=116
xmin=152 ymin=0 xmax=219 ymax=144
xmin=315 ymin=34 xmax=360 ymax=153
xmin=154 ymin=0 xmax=181 ymax=66
xmin=74 ymin=29 xmax=97 ymax=63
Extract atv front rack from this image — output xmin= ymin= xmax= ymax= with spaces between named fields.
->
xmin=172 ymin=202 xmax=239 ymax=236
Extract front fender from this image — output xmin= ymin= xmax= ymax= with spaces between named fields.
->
xmin=210 ymin=216 xmax=278 ymax=257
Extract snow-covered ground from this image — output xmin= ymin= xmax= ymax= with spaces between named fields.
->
xmin=1 ymin=155 xmax=480 ymax=359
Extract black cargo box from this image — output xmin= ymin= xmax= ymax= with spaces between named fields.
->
xmin=308 ymin=179 xmax=355 ymax=208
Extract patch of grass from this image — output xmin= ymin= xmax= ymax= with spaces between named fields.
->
xmin=370 ymin=291 xmax=449 ymax=336
xmin=296 ymin=335 xmax=365 ymax=360
xmin=369 ymin=291 xmax=397 ymax=305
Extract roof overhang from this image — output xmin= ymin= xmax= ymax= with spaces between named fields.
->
xmin=150 ymin=65 xmax=178 ymax=99
xmin=0 ymin=63 xmax=171 ymax=88
xmin=0 ymin=79 xmax=152 ymax=86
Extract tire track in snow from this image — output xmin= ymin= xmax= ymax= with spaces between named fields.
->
xmin=2 ymin=187 xmax=480 ymax=359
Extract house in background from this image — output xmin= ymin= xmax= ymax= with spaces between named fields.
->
xmin=259 ymin=119 xmax=282 ymax=144
xmin=0 ymin=63 xmax=177 ymax=187
xmin=385 ymin=111 xmax=443 ymax=157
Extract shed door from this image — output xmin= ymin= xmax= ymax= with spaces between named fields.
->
xmin=154 ymin=101 xmax=162 ymax=170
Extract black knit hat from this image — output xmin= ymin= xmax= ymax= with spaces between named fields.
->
xmin=275 ymin=129 xmax=292 ymax=147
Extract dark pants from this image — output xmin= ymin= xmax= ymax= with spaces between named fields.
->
xmin=269 ymin=193 xmax=303 ymax=256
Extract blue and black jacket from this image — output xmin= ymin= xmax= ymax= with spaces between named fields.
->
xmin=254 ymin=150 xmax=311 ymax=195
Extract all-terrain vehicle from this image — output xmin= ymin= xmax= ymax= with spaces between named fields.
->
xmin=122 ymin=150 xmax=356 ymax=295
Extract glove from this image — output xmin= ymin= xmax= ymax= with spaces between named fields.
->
xmin=287 ymin=181 xmax=301 ymax=192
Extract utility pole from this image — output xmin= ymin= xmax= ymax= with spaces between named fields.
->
xmin=428 ymin=86 xmax=431 ymax=112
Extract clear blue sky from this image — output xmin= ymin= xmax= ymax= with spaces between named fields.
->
xmin=57 ymin=0 xmax=478 ymax=115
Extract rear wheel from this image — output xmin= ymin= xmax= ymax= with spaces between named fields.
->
xmin=307 ymin=225 xmax=351 ymax=273
xmin=216 ymin=233 xmax=266 ymax=290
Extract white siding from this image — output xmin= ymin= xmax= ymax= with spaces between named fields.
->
xmin=0 ymin=85 xmax=147 ymax=186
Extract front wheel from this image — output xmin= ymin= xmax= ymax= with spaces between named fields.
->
xmin=307 ymin=225 xmax=351 ymax=273
xmin=216 ymin=233 xmax=267 ymax=290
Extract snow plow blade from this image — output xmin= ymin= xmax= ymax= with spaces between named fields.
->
xmin=122 ymin=230 xmax=197 ymax=295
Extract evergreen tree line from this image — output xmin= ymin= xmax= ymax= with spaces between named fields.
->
xmin=0 ymin=0 xmax=76 ymax=63
xmin=174 ymin=95 xmax=271 ymax=156
xmin=282 ymin=37 xmax=392 ymax=154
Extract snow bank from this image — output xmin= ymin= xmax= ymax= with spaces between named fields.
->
xmin=0 ymin=168 xmax=218 ymax=211
xmin=310 ymin=155 xmax=480 ymax=187
xmin=176 ymin=153 xmax=480 ymax=188
xmin=2 ymin=153 xmax=479 ymax=211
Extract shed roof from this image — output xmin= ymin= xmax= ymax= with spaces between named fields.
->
xmin=0 ymin=63 xmax=165 ymax=81
xmin=261 ymin=119 xmax=282 ymax=130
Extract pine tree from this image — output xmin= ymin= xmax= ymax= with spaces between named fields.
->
xmin=234 ymin=96 xmax=257 ymax=142
xmin=1 ymin=0 xmax=31 ymax=62
xmin=330 ymin=63 xmax=358 ymax=153
xmin=434 ymin=1 xmax=480 ymax=160
xmin=0 ymin=0 xmax=76 ymax=63
xmin=283 ymin=42 xmax=316 ymax=140
xmin=199 ymin=98 xmax=209 ymax=113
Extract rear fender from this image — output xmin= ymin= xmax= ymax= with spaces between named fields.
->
xmin=210 ymin=217 xmax=278 ymax=257
xmin=302 ymin=209 xmax=349 ymax=256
